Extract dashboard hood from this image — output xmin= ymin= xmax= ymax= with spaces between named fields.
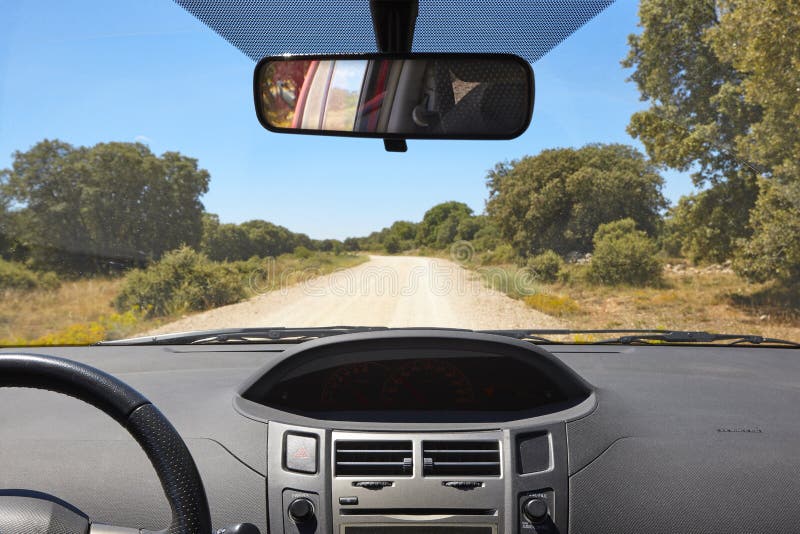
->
xmin=0 ymin=335 xmax=798 ymax=533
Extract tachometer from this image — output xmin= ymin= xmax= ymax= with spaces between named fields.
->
xmin=321 ymin=362 xmax=388 ymax=409
xmin=382 ymin=359 xmax=475 ymax=410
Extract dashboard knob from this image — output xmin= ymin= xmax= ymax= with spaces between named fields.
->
xmin=523 ymin=497 xmax=549 ymax=523
xmin=288 ymin=497 xmax=315 ymax=523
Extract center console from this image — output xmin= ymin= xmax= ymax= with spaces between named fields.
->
xmin=235 ymin=331 xmax=595 ymax=534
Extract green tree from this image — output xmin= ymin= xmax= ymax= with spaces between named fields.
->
xmin=663 ymin=173 xmax=758 ymax=263
xmin=388 ymin=220 xmax=418 ymax=241
xmin=710 ymin=0 xmax=800 ymax=183
xmin=623 ymin=0 xmax=759 ymax=187
xmin=733 ymin=180 xmax=800 ymax=287
xmin=624 ymin=0 xmax=800 ymax=267
xmin=241 ymin=219 xmax=296 ymax=257
xmin=486 ymin=144 xmax=666 ymax=256
xmin=1 ymin=140 xmax=209 ymax=272
xmin=384 ymin=234 xmax=401 ymax=254
xmin=200 ymin=214 xmax=251 ymax=261
xmin=343 ymin=237 xmax=361 ymax=251
xmin=416 ymin=201 xmax=474 ymax=248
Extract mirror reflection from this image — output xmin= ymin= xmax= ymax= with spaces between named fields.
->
xmin=257 ymin=55 xmax=533 ymax=138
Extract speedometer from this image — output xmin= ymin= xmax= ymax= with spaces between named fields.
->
xmin=321 ymin=362 xmax=388 ymax=409
xmin=382 ymin=359 xmax=475 ymax=410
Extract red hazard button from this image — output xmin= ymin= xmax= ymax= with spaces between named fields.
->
xmin=285 ymin=433 xmax=318 ymax=474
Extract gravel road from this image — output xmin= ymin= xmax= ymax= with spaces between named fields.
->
xmin=144 ymin=255 xmax=563 ymax=335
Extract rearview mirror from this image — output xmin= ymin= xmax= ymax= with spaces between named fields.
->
xmin=254 ymin=53 xmax=534 ymax=140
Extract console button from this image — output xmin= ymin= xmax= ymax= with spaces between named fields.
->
xmin=338 ymin=496 xmax=358 ymax=505
xmin=285 ymin=433 xmax=317 ymax=474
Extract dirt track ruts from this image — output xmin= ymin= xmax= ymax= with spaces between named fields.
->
xmin=144 ymin=255 xmax=563 ymax=335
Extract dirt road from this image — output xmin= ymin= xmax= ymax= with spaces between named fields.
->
xmin=144 ymin=255 xmax=563 ymax=335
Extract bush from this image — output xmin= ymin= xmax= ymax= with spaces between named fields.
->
xmin=114 ymin=247 xmax=246 ymax=318
xmin=479 ymin=243 xmax=517 ymax=265
xmin=526 ymin=250 xmax=563 ymax=283
xmin=588 ymin=219 xmax=662 ymax=286
xmin=384 ymin=235 xmax=401 ymax=254
xmin=293 ymin=246 xmax=313 ymax=259
xmin=0 ymin=259 xmax=60 ymax=291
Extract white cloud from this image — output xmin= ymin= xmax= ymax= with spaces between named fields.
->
xmin=134 ymin=135 xmax=152 ymax=144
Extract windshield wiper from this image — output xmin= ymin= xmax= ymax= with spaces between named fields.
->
xmin=97 ymin=326 xmax=392 ymax=345
xmin=596 ymin=330 xmax=800 ymax=347
xmin=99 ymin=327 xmax=799 ymax=347
xmin=479 ymin=329 xmax=800 ymax=347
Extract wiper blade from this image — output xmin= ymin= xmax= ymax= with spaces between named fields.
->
xmin=96 ymin=326 xmax=390 ymax=345
xmin=596 ymin=330 xmax=800 ymax=347
xmin=479 ymin=329 xmax=800 ymax=347
xmin=478 ymin=328 xmax=675 ymax=344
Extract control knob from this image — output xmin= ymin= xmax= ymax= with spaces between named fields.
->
xmin=288 ymin=497 xmax=315 ymax=523
xmin=523 ymin=497 xmax=549 ymax=523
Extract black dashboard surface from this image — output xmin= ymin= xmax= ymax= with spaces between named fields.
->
xmin=0 ymin=340 xmax=799 ymax=533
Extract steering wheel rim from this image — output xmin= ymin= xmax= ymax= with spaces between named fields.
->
xmin=0 ymin=353 xmax=212 ymax=534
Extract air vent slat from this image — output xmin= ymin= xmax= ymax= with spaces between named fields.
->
xmin=423 ymin=440 xmax=501 ymax=477
xmin=335 ymin=440 xmax=413 ymax=477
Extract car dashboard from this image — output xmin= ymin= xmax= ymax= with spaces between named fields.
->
xmin=1 ymin=330 xmax=798 ymax=534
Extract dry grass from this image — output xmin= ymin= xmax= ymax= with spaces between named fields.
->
xmin=0 ymin=277 xmax=160 ymax=345
xmin=479 ymin=263 xmax=800 ymax=343
xmin=523 ymin=293 xmax=581 ymax=317
xmin=0 ymin=253 xmax=368 ymax=346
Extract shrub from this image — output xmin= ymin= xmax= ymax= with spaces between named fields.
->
xmin=293 ymin=246 xmax=313 ymax=259
xmin=384 ymin=234 xmax=401 ymax=254
xmin=0 ymin=259 xmax=60 ymax=291
xmin=480 ymin=243 xmax=517 ymax=265
xmin=114 ymin=247 xmax=246 ymax=318
xmin=588 ymin=219 xmax=662 ymax=286
xmin=526 ymin=250 xmax=564 ymax=283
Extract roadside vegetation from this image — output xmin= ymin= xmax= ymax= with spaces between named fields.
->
xmin=1 ymin=0 xmax=798 ymax=344
xmin=0 ymin=141 xmax=363 ymax=344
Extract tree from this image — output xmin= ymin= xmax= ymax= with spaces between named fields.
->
xmin=663 ymin=173 xmax=758 ymax=263
xmin=384 ymin=234 xmax=401 ymax=254
xmin=624 ymin=0 xmax=800 ymax=266
xmin=623 ymin=0 xmax=759 ymax=187
xmin=240 ymin=219 xmax=296 ymax=257
xmin=733 ymin=180 xmax=800 ymax=287
xmin=388 ymin=221 xmax=418 ymax=241
xmin=416 ymin=201 xmax=474 ymax=248
xmin=710 ymin=0 xmax=800 ymax=183
xmin=200 ymin=214 xmax=251 ymax=261
xmin=1 ymin=140 xmax=209 ymax=272
xmin=201 ymin=215 xmax=309 ymax=261
xmin=343 ymin=237 xmax=360 ymax=251
xmin=486 ymin=144 xmax=666 ymax=256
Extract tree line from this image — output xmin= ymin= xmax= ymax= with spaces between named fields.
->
xmin=0 ymin=140 xmax=348 ymax=276
xmin=352 ymin=0 xmax=800 ymax=290
xmin=1 ymin=0 xmax=797 ymax=291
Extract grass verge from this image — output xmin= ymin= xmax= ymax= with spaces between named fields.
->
xmin=0 ymin=252 xmax=367 ymax=346
xmin=476 ymin=263 xmax=800 ymax=343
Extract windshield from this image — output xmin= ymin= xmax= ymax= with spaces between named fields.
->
xmin=1 ymin=1 xmax=798 ymax=346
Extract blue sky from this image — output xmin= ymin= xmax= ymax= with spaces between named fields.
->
xmin=0 ymin=0 xmax=694 ymax=240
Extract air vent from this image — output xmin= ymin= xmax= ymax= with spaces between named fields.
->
xmin=423 ymin=440 xmax=501 ymax=477
xmin=335 ymin=440 xmax=413 ymax=477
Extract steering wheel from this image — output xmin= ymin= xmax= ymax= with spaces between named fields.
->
xmin=0 ymin=353 xmax=212 ymax=534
